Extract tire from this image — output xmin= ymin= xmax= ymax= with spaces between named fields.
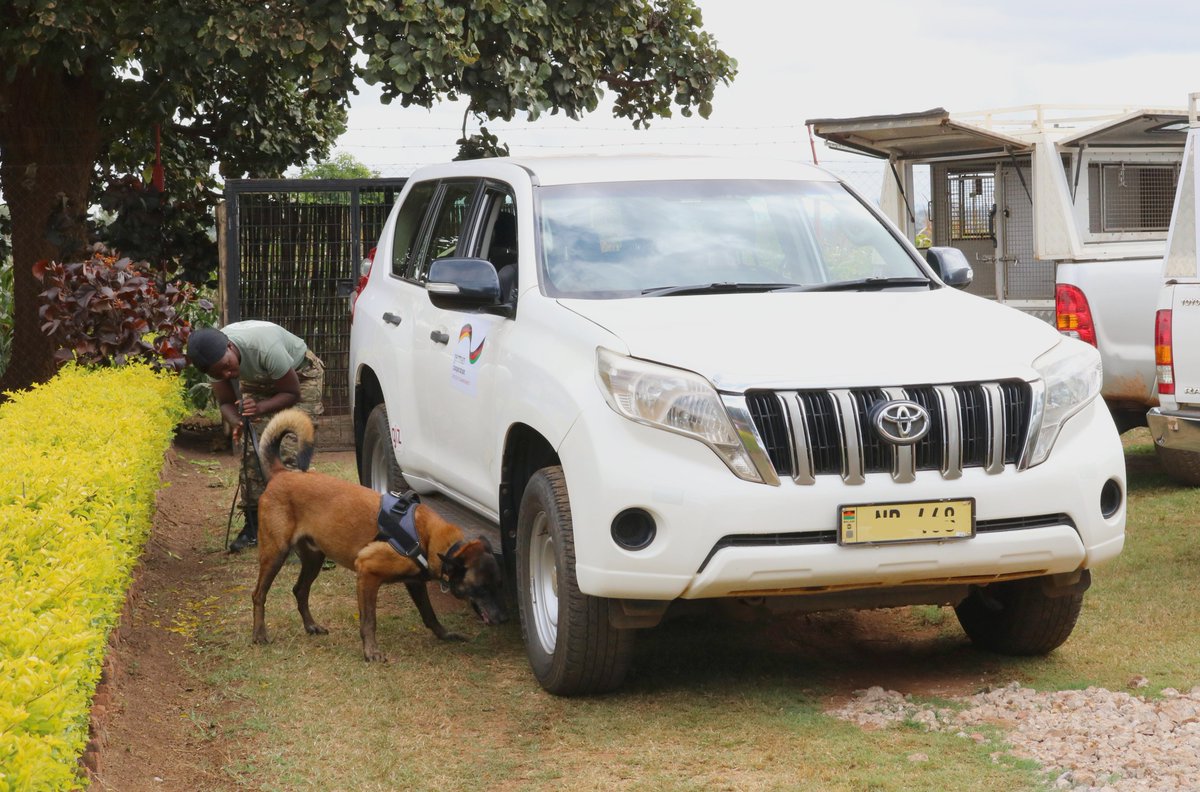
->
xmin=359 ymin=404 xmax=405 ymax=493
xmin=1155 ymin=445 xmax=1200 ymax=486
xmin=954 ymin=576 xmax=1084 ymax=656
xmin=516 ymin=466 xmax=634 ymax=696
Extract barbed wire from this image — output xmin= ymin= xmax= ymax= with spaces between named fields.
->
xmin=344 ymin=122 xmax=818 ymax=133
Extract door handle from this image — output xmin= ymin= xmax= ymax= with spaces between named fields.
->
xmin=382 ymin=312 xmax=402 ymax=326
xmin=430 ymin=330 xmax=450 ymax=345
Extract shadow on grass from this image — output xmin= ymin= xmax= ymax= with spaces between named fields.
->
xmin=620 ymin=602 xmax=1010 ymax=699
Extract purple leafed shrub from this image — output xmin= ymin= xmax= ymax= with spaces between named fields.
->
xmin=34 ymin=246 xmax=209 ymax=370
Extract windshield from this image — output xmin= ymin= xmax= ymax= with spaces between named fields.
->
xmin=537 ymin=179 xmax=926 ymax=298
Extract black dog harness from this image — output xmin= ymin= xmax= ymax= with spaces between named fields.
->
xmin=376 ymin=491 xmax=430 ymax=574
xmin=376 ymin=491 xmax=467 ymax=583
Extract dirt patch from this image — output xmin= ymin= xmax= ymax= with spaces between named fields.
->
xmin=88 ymin=433 xmax=240 ymax=790
xmin=89 ymin=434 xmax=992 ymax=788
xmin=87 ymin=429 xmax=363 ymax=790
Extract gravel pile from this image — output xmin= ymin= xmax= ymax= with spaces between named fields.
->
xmin=829 ymin=682 xmax=1200 ymax=791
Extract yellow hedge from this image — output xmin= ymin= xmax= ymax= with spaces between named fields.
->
xmin=0 ymin=364 xmax=186 ymax=791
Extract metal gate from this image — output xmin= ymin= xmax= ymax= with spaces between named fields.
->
xmin=998 ymin=162 xmax=1053 ymax=310
xmin=221 ymin=178 xmax=407 ymax=448
xmin=932 ymin=165 xmax=997 ymax=299
xmin=931 ymin=161 xmax=1053 ymax=321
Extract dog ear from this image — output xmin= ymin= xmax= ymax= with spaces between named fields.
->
xmin=440 ymin=539 xmax=485 ymax=572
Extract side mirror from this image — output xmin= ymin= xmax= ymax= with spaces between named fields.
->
xmin=426 ymin=257 xmax=504 ymax=311
xmin=924 ymin=246 xmax=974 ymax=290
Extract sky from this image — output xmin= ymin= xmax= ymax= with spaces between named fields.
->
xmin=329 ymin=0 xmax=1200 ymax=198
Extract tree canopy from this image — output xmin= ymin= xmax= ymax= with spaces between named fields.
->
xmin=0 ymin=0 xmax=735 ymax=390
xmin=299 ymin=153 xmax=380 ymax=181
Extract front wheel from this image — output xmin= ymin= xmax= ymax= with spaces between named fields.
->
xmin=954 ymin=576 xmax=1084 ymax=656
xmin=359 ymin=404 xmax=404 ymax=493
xmin=516 ymin=467 xmax=634 ymax=696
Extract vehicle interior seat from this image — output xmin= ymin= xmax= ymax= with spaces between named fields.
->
xmin=489 ymin=212 xmax=519 ymax=301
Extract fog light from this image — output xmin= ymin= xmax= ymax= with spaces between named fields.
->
xmin=1100 ymin=478 xmax=1122 ymax=519
xmin=611 ymin=508 xmax=656 ymax=551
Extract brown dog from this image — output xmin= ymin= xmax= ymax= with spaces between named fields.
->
xmin=249 ymin=409 xmax=506 ymax=661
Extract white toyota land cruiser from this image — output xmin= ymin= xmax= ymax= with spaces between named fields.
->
xmin=348 ymin=156 xmax=1127 ymax=696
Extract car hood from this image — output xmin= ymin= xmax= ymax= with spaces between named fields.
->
xmin=557 ymin=289 xmax=1062 ymax=390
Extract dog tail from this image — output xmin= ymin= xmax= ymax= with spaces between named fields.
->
xmin=257 ymin=408 xmax=316 ymax=477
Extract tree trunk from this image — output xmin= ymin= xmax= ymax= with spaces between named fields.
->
xmin=0 ymin=62 xmax=103 ymax=394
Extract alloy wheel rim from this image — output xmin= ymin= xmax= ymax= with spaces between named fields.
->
xmin=529 ymin=511 xmax=559 ymax=655
xmin=369 ymin=437 xmax=390 ymax=493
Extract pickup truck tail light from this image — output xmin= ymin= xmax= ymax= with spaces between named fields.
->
xmin=350 ymin=247 xmax=377 ymax=322
xmin=1155 ymin=309 xmax=1174 ymax=395
xmin=1055 ymin=284 xmax=1097 ymax=346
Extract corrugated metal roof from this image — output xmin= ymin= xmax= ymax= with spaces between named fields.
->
xmin=806 ymin=108 xmax=1032 ymax=160
xmin=807 ymin=105 xmax=1188 ymax=160
xmin=1055 ymin=110 xmax=1188 ymax=147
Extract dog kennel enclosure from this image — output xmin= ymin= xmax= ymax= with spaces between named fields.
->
xmin=808 ymin=105 xmax=1190 ymax=322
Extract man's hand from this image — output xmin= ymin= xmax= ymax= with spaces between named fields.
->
xmin=232 ymin=422 xmax=243 ymax=447
xmin=238 ymin=396 xmax=260 ymax=418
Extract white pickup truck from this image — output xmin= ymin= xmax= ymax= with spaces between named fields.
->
xmin=1148 ymin=94 xmax=1200 ymax=479
xmin=349 ymin=155 xmax=1126 ymax=695
xmin=810 ymin=105 xmax=1197 ymax=481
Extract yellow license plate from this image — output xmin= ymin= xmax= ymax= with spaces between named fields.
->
xmin=838 ymin=498 xmax=975 ymax=545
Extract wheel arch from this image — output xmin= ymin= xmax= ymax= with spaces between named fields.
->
xmin=353 ymin=365 xmax=385 ymax=480
xmin=500 ymin=423 xmax=559 ymax=564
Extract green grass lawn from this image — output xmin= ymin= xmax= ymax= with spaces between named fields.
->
xmin=182 ymin=430 xmax=1199 ymax=791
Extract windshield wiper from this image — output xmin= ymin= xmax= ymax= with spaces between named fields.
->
xmin=779 ymin=277 xmax=932 ymax=293
xmin=641 ymin=282 xmax=800 ymax=297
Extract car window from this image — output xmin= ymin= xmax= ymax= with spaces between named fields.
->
xmin=476 ymin=190 xmax=519 ymax=303
xmin=800 ymin=187 xmax=909 ymax=281
xmin=416 ymin=181 xmax=479 ymax=282
xmin=537 ymin=180 xmax=922 ymax=298
xmin=391 ymin=181 xmax=436 ymax=279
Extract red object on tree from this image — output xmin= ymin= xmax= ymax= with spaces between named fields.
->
xmin=151 ymin=123 xmax=165 ymax=192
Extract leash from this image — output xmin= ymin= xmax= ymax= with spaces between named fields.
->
xmin=224 ymin=380 xmax=266 ymax=549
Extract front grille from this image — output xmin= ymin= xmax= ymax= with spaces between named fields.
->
xmin=745 ymin=381 xmax=1034 ymax=484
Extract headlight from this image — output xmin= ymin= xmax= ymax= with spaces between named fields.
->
xmin=1027 ymin=339 xmax=1103 ymax=467
xmin=596 ymin=347 xmax=764 ymax=482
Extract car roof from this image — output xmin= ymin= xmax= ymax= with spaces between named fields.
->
xmin=407 ymin=155 xmax=840 ymax=186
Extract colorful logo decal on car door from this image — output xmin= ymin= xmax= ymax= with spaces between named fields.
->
xmin=450 ymin=321 xmax=489 ymax=395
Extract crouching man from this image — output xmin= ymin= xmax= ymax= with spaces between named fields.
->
xmin=186 ymin=321 xmax=325 ymax=552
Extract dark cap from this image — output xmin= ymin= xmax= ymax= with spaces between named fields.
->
xmin=187 ymin=327 xmax=229 ymax=371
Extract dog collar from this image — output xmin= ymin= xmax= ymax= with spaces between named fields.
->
xmin=435 ymin=539 xmax=468 ymax=586
xmin=376 ymin=491 xmax=430 ymax=575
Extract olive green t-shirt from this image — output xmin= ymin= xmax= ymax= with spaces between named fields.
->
xmin=222 ymin=321 xmax=308 ymax=387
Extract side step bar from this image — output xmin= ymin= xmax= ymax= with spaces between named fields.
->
xmin=420 ymin=492 xmax=503 ymax=556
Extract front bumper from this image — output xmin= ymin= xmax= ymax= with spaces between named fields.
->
xmin=560 ymin=395 xmax=1126 ymax=602
xmin=1147 ymin=407 xmax=1200 ymax=453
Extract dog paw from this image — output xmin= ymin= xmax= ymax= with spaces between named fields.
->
xmin=252 ymin=635 xmax=270 ymax=645
xmin=363 ymin=651 xmax=388 ymax=663
xmin=439 ymin=631 xmax=467 ymax=642
xmin=305 ymin=624 xmax=328 ymax=636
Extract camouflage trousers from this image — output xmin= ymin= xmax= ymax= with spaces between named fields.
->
xmin=239 ymin=350 xmax=325 ymax=512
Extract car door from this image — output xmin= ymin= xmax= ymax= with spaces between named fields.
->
xmin=410 ymin=183 xmax=519 ymax=510
xmin=372 ymin=177 xmax=484 ymax=480
xmin=355 ymin=177 xmax=441 ymax=477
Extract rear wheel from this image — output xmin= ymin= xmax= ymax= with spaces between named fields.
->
xmin=360 ymin=404 xmax=404 ymax=493
xmin=954 ymin=576 xmax=1084 ymax=656
xmin=1155 ymin=446 xmax=1200 ymax=486
xmin=516 ymin=467 xmax=634 ymax=696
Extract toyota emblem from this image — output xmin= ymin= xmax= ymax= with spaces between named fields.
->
xmin=870 ymin=400 xmax=930 ymax=445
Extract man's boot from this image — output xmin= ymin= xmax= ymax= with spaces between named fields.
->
xmin=228 ymin=506 xmax=258 ymax=553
